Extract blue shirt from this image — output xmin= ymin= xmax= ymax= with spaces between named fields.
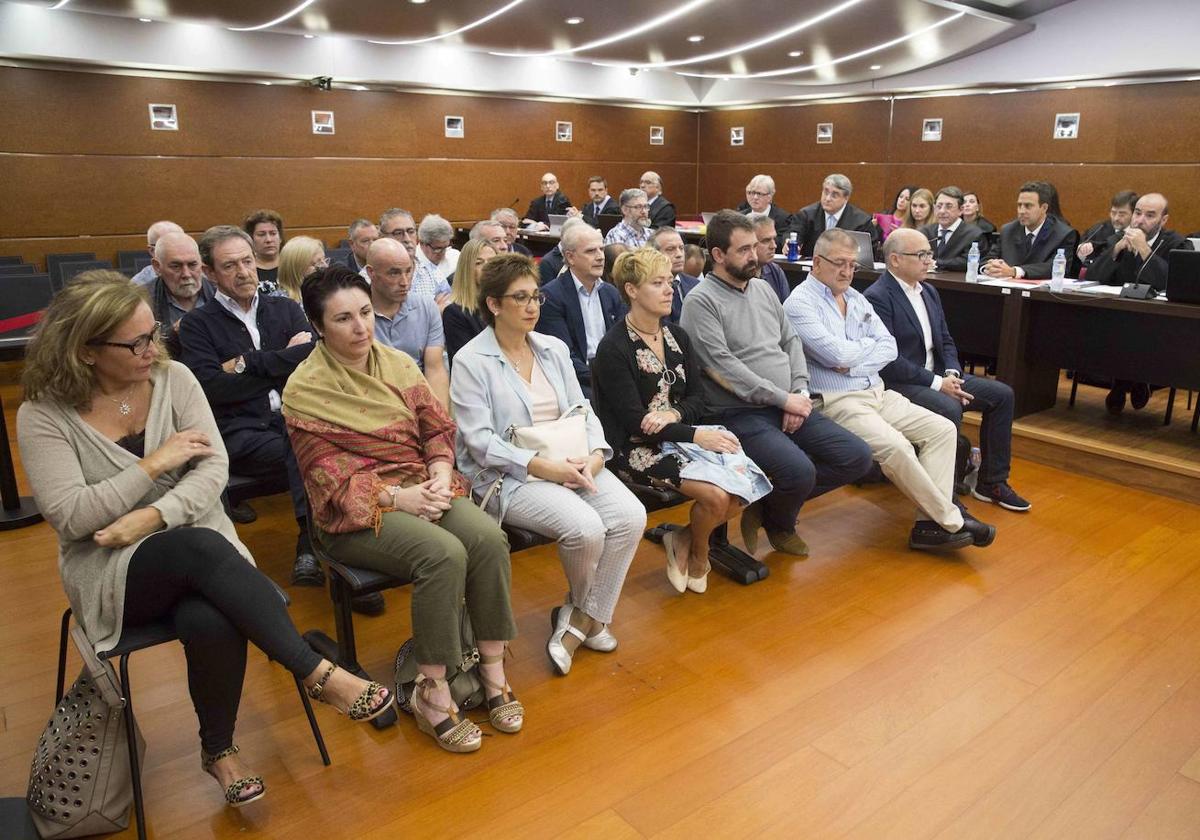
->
xmin=572 ymin=272 xmax=608 ymax=361
xmin=783 ymin=276 xmax=897 ymax=394
xmin=410 ymin=260 xmax=452 ymax=299
xmin=373 ymin=294 xmax=444 ymax=370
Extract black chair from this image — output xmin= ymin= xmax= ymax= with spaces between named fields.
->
xmin=45 ymin=253 xmax=96 ymax=291
xmin=55 ymin=581 xmax=330 ymax=840
xmin=0 ymin=255 xmax=22 ymax=265
xmin=55 ymin=260 xmax=114 ymax=291
xmin=226 ymin=471 xmax=290 ymax=509
xmin=0 ymin=274 xmax=52 ymax=347
xmin=117 ymin=250 xmax=149 ymax=273
xmin=0 ymin=264 xmax=36 ymax=276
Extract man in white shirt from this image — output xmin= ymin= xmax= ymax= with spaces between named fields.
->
xmin=410 ymin=214 xmax=455 ymax=307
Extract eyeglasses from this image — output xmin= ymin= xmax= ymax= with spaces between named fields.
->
xmin=424 ymin=243 xmax=450 ymax=254
xmin=384 ymin=227 xmax=417 ymax=238
xmin=897 ymin=250 xmax=935 ymax=261
xmin=814 ymin=254 xmax=862 ymax=273
xmin=746 ymin=190 xmax=771 ymax=198
xmin=626 ymin=204 xmax=649 ymax=212
xmin=499 ymin=291 xmax=546 ymax=307
xmin=88 ymin=322 xmax=161 ymax=355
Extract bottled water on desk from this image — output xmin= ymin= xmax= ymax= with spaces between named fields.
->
xmin=787 ymin=231 xmax=799 ymax=262
xmin=965 ymin=241 xmax=980 ymax=282
xmin=1050 ymin=248 xmax=1067 ymax=292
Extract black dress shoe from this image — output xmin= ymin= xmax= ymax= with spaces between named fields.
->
xmin=1129 ymin=382 xmax=1151 ymax=410
xmin=1105 ymin=388 xmax=1126 ymax=415
xmin=291 ymin=553 xmax=326 ymax=586
xmin=227 ymin=501 xmax=257 ymax=524
xmin=957 ymin=517 xmax=996 ymax=547
xmin=350 ymin=592 xmax=386 ymax=616
xmin=909 ymin=521 xmax=974 ymax=551
xmin=854 ymin=462 xmax=888 ymax=486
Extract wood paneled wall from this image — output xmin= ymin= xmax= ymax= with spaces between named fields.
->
xmin=2 ymin=66 xmax=1198 ymax=268
xmin=697 ymin=82 xmax=1200 ymax=234
xmin=0 ymin=66 xmax=697 ymax=266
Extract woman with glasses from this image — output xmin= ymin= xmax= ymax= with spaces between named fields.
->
xmin=18 ymin=272 xmax=392 ymax=808
xmin=284 ymin=265 xmax=519 ymax=753
xmin=442 ymin=238 xmax=497 ymax=367
xmin=451 ymin=254 xmax=646 ymax=677
xmin=275 ymin=236 xmax=328 ymax=302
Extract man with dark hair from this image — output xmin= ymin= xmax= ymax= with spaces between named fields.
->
xmin=1076 ymin=190 xmax=1138 ymax=269
xmin=865 ymin=228 xmax=1030 ymax=512
xmin=242 ymin=209 xmax=285 ymax=295
xmin=346 ymin=218 xmax=378 ymax=273
xmin=788 ymin=173 xmax=879 ymax=258
xmin=920 ymin=186 xmax=985 ymax=273
xmin=984 ymin=181 xmax=1078 ymax=279
xmin=582 ymin=176 xmax=620 ymax=227
xmin=649 ymin=226 xmax=699 ymax=324
xmin=640 ymin=171 xmax=677 ymax=228
xmin=379 ymin=208 xmax=418 ymax=257
xmin=746 ymin=212 xmax=791 ymax=303
xmin=180 ymin=225 xmax=323 ymax=587
xmin=681 ymin=210 xmax=872 ymax=557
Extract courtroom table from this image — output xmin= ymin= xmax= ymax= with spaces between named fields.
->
xmin=453 ymin=226 xmax=707 ymax=258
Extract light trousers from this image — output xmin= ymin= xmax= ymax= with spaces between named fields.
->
xmin=820 ymin=386 xmax=963 ymax=531
xmin=501 ymin=469 xmax=646 ymax=625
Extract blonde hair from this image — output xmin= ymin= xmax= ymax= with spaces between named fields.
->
xmin=276 ymin=236 xmax=325 ymax=302
xmin=610 ymin=246 xmax=671 ymax=307
xmin=902 ymin=188 xmax=934 ymax=230
xmin=450 ymin=238 xmax=497 ymax=313
xmin=22 ymin=270 xmax=167 ymax=408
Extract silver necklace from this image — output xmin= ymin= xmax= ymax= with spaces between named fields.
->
xmin=102 ymin=384 xmax=136 ymax=416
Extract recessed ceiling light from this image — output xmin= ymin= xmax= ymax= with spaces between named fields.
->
xmin=261 ymin=81 xmax=273 ymax=85
xmin=869 ymin=64 xmax=881 ymax=70
xmin=687 ymin=34 xmax=704 ymax=43
xmin=565 ymin=16 xmax=583 ymax=25
xmin=788 ymin=50 xmax=803 ymax=57
xmin=410 ymin=0 xmax=428 ymax=4
xmin=303 ymin=33 xmax=314 ymax=38
xmin=138 ymin=17 xmax=152 ymax=22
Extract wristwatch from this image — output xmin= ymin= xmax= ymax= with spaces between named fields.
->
xmin=233 ymin=355 xmax=246 ymax=374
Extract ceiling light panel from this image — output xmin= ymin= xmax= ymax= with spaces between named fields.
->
xmin=490 ymin=0 xmax=713 ymax=58
xmin=368 ymin=0 xmax=527 ymax=45
xmin=229 ymin=0 xmax=320 ymax=32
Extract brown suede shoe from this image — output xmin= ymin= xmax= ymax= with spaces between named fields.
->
xmin=739 ymin=501 xmax=763 ymax=554
xmin=766 ymin=528 xmax=809 ymax=556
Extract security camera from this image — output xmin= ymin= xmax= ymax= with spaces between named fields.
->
xmin=629 ymin=67 xmax=640 ymax=77
xmin=309 ymin=76 xmax=333 ymax=91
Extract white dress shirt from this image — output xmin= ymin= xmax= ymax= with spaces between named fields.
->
xmin=571 ymin=272 xmax=607 ymax=361
xmin=898 ymin=279 xmax=943 ymax=392
xmin=214 ymin=289 xmax=281 ymax=411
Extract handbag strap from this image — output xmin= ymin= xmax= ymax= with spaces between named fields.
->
xmin=70 ymin=623 xmax=125 ymax=709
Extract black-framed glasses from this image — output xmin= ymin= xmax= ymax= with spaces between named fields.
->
xmin=384 ymin=226 xmax=417 ymax=238
xmin=424 ymin=243 xmax=450 ymax=254
xmin=746 ymin=189 xmax=771 ymax=198
xmin=499 ymin=291 xmax=547 ymax=307
xmin=814 ymin=254 xmax=863 ymax=273
xmin=88 ymin=322 xmax=161 ymax=355
xmin=897 ymin=250 xmax=935 ymax=261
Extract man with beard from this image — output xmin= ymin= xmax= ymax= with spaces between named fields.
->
xmin=681 ymin=210 xmax=872 ymax=557
xmin=145 ymin=231 xmax=215 ymax=354
xmin=604 ymin=188 xmax=653 ymax=248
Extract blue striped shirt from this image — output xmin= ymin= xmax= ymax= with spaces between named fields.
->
xmin=783 ymin=276 xmax=897 ymax=394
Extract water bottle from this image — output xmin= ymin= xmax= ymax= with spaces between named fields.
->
xmin=966 ymin=446 xmax=982 ymax=491
xmin=1050 ymin=248 xmax=1067 ymax=292
xmin=965 ymin=241 xmax=980 ymax=283
xmin=786 ymin=231 xmax=799 ymax=262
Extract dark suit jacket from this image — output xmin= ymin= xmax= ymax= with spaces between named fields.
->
xmin=512 ymin=241 xmax=533 ymax=257
xmin=789 ymin=201 xmax=879 ymax=258
xmin=759 ymin=261 xmax=791 ymax=303
xmin=1087 ymin=229 xmax=1194 ymax=292
xmin=736 ymin=202 xmax=793 ymax=250
xmin=648 ymin=195 xmax=677 ymax=228
xmin=582 ymin=196 xmax=620 ymax=227
xmin=524 ymin=191 xmax=573 ymax=226
xmin=1078 ymin=219 xmax=1117 ymax=269
xmin=442 ymin=302 xmax=486 ymax=368
xmin=668 ymin=273 xmax=700 ymax=324
xmin=863 ymin=271 xmax=961 ymax=389
xmin=538 ymin=246 xmax=565 ymax=286
xmin=920 ymin=221 xmax=985 ymax=272
xmin=986 ymin=215 xmax=1079 ymax=279
xmin=346 ymin=251 xmax=365 ymax=273
xmin=536 ymin=272 xmax=626 ymax=394
xmin=178 ymin=295 xmax=314 ymax=437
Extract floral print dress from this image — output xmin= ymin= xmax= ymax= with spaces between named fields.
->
xmin=613 ymin=323 xmax=690 ymax=487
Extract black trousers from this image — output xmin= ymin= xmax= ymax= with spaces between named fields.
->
xmin=120 ymin=528 xmax=322 ymax=755
xmin=224 ymin=412 xmax=307 ymax=521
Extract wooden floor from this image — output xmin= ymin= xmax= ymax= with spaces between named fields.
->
xmin=4 ymin=380 xmax=1200 ymax=838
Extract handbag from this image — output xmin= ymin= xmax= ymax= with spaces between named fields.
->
xmin=478 ymin=403 xmax=590 ymax=517
xmin=27 ymin=624 xmax=145 ymax=839
xmin=393 ymin=600 xmax=484 ymax=714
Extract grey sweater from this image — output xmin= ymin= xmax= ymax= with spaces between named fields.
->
xmin=17 ymin=361 xmax=252 ymax=653
xmin=680 ymin=273 xmax=810 ymax=413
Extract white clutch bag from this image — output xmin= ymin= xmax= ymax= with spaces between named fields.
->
xmin=508 ymin=404 xmax=589 ymax=478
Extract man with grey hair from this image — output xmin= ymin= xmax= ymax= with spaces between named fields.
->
xmin=737 ymin=174 xmax=791 ymax=250
xmin=747 ymin=212 xmax=792 ymax=303
xmin=538 ymin=223 xmax=625 ymax=395
xmin=640 ymin=171 xmax=676 ymax=228
xmin=409 ymin=214 xmax=454 ymax=306
xmin=179 ymin=225 xmax=323 ymax=587
xmin=789 ymin=173 xmax=878 ymax=258
xmin=784 ymin=228 xmax=995 ymax=552
xmin=649 ymin=226 xmax=699 ymax=324
xmin=345 ymin=218 xmax=378 ymax=273
xmin=539 ymin=216 xmax=588 ymax=285
xmin=130 ymin=220 xmax=185 ymax=285
xmin=491 ymin=207 xmax=532 ymax=256
xmin=148 ymin=231 xmax=215 ymax=352
xmin=471 ymin=218 xmax=510 ymax=254
xmin=605 ymin=188 xmax=652 ymax=248
xmin=379 ymin=207 xmax=418 ymax=256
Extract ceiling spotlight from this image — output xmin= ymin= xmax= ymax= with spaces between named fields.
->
xmin=138 ymin=17 xmax=152 ymax=22
xmin=565 ymin=16 xmax=583 ymax=24
xmin=409 ymin=0 xmax=428 ymax=4
xmin=687 ymin=34 xmax=704 ymax=43
xmin=788 ymin=50 xmax=803 ymax=57
xmin=261 ymin=81 xmax=273 ymax=85
xmin=303 ymin=33 xmax=314 ymax=38
xmin=869 ymin=64 xmax=881 ymax=70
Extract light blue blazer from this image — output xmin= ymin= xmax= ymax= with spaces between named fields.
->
xmin=450 ymin=327 xmax=611 ymax=518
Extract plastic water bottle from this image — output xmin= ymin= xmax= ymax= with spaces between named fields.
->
xmin=965 ymin=241 xmax=980 ymax=283
xmin=1050 ymin=248 xmax=1067 ymax=292
xmin=786 ymin=231 xmax=799 ymax=262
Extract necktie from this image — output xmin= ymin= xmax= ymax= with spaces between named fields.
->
xmin=595 ymin=203 xmax=602 ymax=217
xmin=826 ymin=214 xmax=836 ymax=231
xmin=1023 ymin=231 xmax=1035 ymax=259
xmin=938 ymin=228 xmax=949 ymax=257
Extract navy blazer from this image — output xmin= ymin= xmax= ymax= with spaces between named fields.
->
xmin=987 ymin=215 xmax=1079 ymax=279
xmin=863 ymin=270 xmax=960 ymax=389
xmin=648 ymin=195 xmax=677 ymax=228
xmin=538 ymin=246 xmax=565 ymax=286
xmin=178 ymin=294 xmax=315 ymax=437
xmin=919 ymin=221 xmax=985 ymax=272
xmin=582 ymin=196 xmax=620 ymax=227
xmin=536 ymin=271 xmax=626 ymax=395
xmin=759 ymin=261 xmax=792 ymax=304
xmin=525 ymin=191 xmax=573 ymax=226
xmin=789 ymin=201 xmax=879 ymax=258
xmin=668 ymin=273 xmax=700 ymax=324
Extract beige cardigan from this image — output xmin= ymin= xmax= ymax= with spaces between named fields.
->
xmin=17 ymin=361 xmax=252 ymax=653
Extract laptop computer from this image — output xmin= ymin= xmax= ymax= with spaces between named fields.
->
xmin=701 ymin=212 xmax=715 ymax=226
xmin=845 ymin=230 xmax=876 ymax=269
xmin=547 ymin=214 xmax=569 ymax=235
xmin=1165 ymin=249 xmax=1200 ymax=304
